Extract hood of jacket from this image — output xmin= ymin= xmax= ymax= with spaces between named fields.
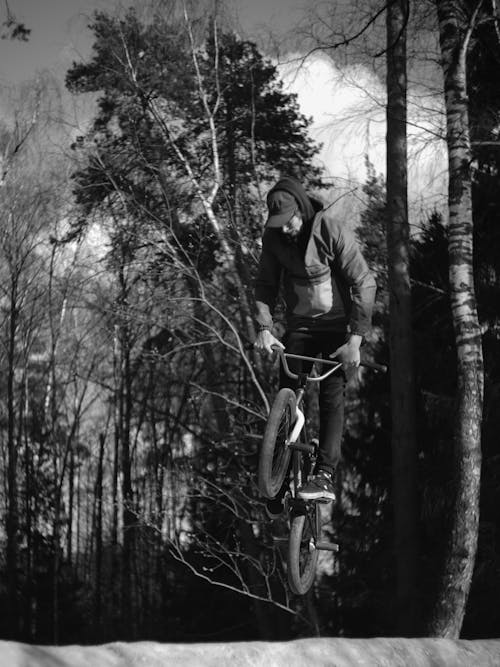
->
xmin=267 ymin=177 xmax=317 ymax=223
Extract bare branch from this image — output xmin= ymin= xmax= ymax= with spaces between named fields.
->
xmin=460 ymin=0 xmax=485 ymax=70
xmin=289 ymin=1 xmax=390 ymax=68
xmin=1 ymin=95 xmax=41 ymax=186
xmin=490 ymin=0 xmax=500 ymax=43
xmin=169 ymin=544 xmax=276 ymax=609
xmin=182 ymin=0 xmax=222 ymax=206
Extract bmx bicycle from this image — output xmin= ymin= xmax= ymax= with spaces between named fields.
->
xmin=258 ymin=345 xmax=386 ymax=595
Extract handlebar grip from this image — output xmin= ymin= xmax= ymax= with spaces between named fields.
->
xmin=361 ymin=359 xmax=388 ymax=373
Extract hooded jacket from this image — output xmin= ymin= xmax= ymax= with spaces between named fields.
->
xmin=255 ymin=188 xmax=376 ymax=337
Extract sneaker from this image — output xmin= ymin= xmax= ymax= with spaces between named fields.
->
xmin=297 ymin=471 xmax=336 ymax=502
xmin=265 ymin=496 xmax=285 ymax=520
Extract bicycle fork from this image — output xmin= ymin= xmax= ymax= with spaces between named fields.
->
xmin=287 ymin=387 xmax=316 ymax=456
xmin=285 ymin=406 xmax=305 ymax=448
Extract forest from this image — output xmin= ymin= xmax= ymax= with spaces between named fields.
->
xmin=0 ymin=0 xmax=499 ymax=647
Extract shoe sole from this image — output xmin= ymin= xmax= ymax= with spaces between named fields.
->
xmin=297 ymin=491 xmax=336 ymax=502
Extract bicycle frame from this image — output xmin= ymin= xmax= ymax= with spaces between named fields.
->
xmin=272 ymin=345 xmax=343 ymax=450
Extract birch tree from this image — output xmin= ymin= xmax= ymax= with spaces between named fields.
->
xmin=429 ymin=0 xmax=484 ymax=637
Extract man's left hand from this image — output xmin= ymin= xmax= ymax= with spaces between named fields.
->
xmin=330 ymin=335 xmax=362 ymax=372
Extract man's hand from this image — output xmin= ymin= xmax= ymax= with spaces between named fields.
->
xmin=254 ymin=329 xmax=284 ymax=357
xmin=330 ymin=334 xmax=362 ymax=372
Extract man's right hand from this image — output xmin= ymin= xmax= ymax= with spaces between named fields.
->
xmin=254 ymin=329 xmax=284 ymax=357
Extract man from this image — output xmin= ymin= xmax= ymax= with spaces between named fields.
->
xmin=254 ymin=176 xmax=376 ymax=514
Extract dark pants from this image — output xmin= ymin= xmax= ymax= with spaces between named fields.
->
xmin=280 ymin=330 xmax=346 ymax=475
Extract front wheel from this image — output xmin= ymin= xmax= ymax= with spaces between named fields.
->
xmin=287 ymin=504 xmax=319 ymax=595
xmin=258 ymin=388 xmax=296 ymax=499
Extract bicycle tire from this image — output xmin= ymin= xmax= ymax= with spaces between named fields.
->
xmin=287 ymin=505 xmax=319 ymax=595
xmin=258 ymin=388 xmax=296 ymax=499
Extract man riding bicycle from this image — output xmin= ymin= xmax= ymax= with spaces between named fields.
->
xmin=254 ymin=176 xmax=376 ymax=514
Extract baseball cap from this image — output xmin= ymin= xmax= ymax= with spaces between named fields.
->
xmin=265 ymin=190 xmax=298 ymax=228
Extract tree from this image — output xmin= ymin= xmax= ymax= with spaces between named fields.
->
xmin=385 ymin=0 xmax=419 ymax=635
xmin=63 ymin=3 xmax=325 ymax=634
xmin=0 ymin=149 xmax=54 ymax=640
xmin=1 ymin=0 xmax=30 ymax=40
xmin=297 ymin=0 xmax=421 ymax=632
xmin=428 ymin=0 xmax=484 ymax=637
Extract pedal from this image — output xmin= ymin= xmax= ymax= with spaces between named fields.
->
xmin=315 ymin=541 xmax=339 ymax=552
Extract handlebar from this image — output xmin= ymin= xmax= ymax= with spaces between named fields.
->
xmin=272 ymin=345 xmax=387 ymax=382
xmin=277 ymin=347 xmax=342 ymax=382
xmin=360 ymin=359 xmax=388 ymax=373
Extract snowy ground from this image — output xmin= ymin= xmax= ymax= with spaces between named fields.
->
xmin=0 ymin=637 xmax=500 ymax=667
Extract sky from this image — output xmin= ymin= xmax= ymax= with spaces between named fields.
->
xmin=0 ymin=0 xmax=447 ymax=223
xmin=0 ymin=0 xmax=302 ymax=84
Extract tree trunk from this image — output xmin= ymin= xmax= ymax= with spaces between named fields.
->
xmin=6 ymin=281 xmax=20 ymax=639
xmin=429 ymin=0 xmax=484 ymax=638
xmin=385 ymin=0 xmax=419 ymax=635
xmin=117 ymin=262 xmax=136 ymax=639
xmin=67 ymin=447 xmax=75 ymax=567
xmin=94 ymin=433 xmax=105 ymax=637
xmin=23 ymin=375 xmax=33 ymax=641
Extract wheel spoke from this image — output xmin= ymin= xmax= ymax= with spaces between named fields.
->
xmin=288 ymin=504 xmax=320 ymax=595
xmin=258 ymin=388 xmax=295 ymax=498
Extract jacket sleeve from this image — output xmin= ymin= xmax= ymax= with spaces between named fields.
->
xmin=254 ymin=234 xmax=282 ymax=329
xmin=332 ymin=222 xmax=376 ymax=337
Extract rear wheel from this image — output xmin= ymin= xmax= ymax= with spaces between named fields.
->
xmin=258 ymin=388 xmax=296 ymax=499
xmin=287 ymin=503 xmax=319 ymax=595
